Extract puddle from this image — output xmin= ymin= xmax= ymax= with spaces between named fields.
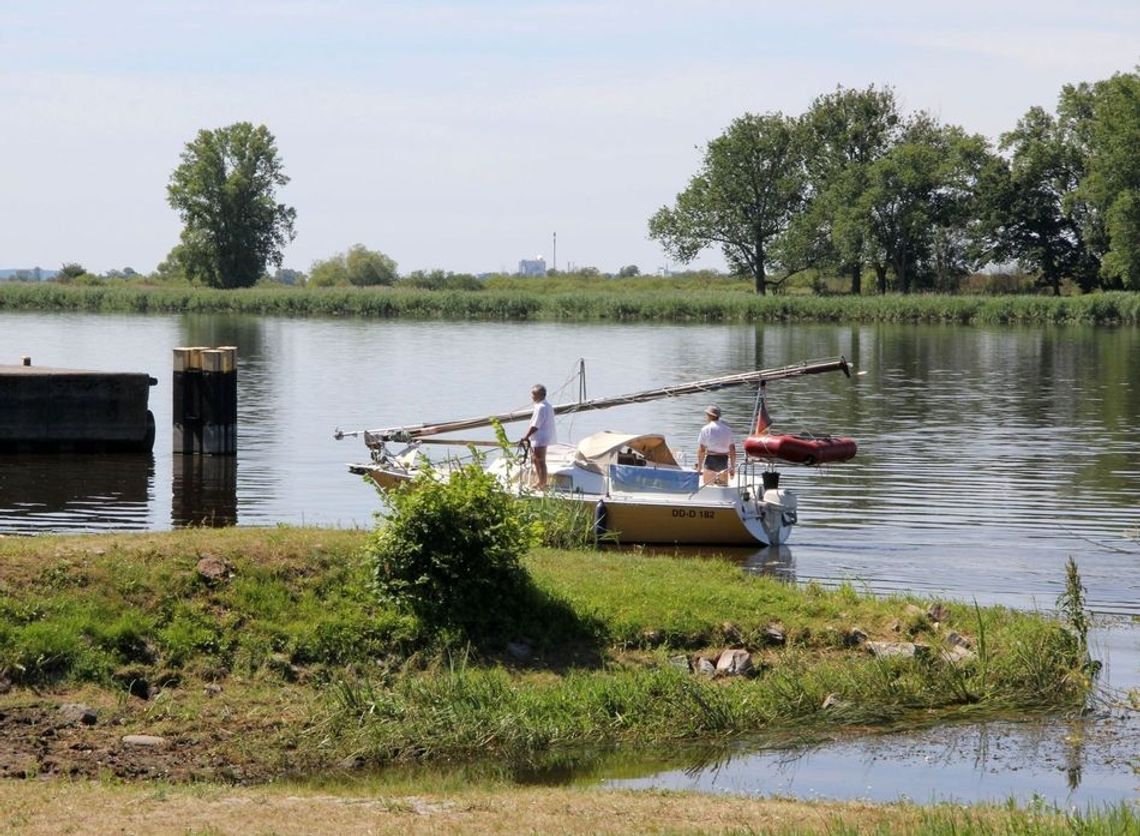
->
xmin=598 ymin=622 xmax=1139 ymax=807
xmin=599 ymin=714 xmax=1138 ymax=807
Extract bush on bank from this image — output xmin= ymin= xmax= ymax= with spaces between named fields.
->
xmin=1 ymin=282 xmax=1138 ymax=324
xmin=367 ymin=462 xmax=534 ymax=639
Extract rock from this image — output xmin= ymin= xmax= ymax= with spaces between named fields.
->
xmin=0 ymin=675 xmax=11 ymax=694
xmin=715 ymin=648 xmax=754 ymax=677
xmin=668 ymin=655 xmax=691 ymax=673
xmin=763 ymin=624 xmax=786 ymax=646
xmin=865 ymin=641 xmax=918 ymax=658
xmin=506 ymin=641 xmax=533 ymax=663
xmin=946 ymin=631 xmax=971 ymax=649
xmin=203 ymin=683 xmax=223 ymax=697
xmin=821 ymin=693 xmax=845 ymax=710
xmin=695 ymin=657 xmax=717 ymax=678
xmin=122 ymin=734 xmax=168 ymax=748
xmin=845 ymin=627 xmax=869 ymax=647
xmin=58 ymin=704 xmax=98 ymax=725
xmin=904 ymin=604 xmax=924 ymax=618
xmin=942 ymin=644 xmax=976 ymax=664
xmin=889 ymin=619 xmax=902 ymax=633
xmin=196 ymin=555 xmax=234 ymax=584
xmin=928 ymin=603 xmax=950 ymax=623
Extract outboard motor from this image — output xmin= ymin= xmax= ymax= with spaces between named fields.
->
xmin=761 ymin=484 xmax=798 ymax=545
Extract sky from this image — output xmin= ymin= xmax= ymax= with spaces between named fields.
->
xmin=1 ymin=1 xmax=1137 ymax=277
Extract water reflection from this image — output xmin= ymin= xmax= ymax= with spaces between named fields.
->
xmin=0 ymin=453 xmax=153 ymax=533
xmin=742 ymin=545 xmax=795 ymax=580
xmin=171 ymin=454 xmax=237 ymax=527
xmin=601 ymin=711 xmax=1139 ymax=806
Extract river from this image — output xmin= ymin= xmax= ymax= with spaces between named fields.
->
xmin=1 ymin=310 xmax=1137 ymax=807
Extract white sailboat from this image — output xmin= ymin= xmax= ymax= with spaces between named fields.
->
xmin=337 ymin=357 xmax=857 ymax=547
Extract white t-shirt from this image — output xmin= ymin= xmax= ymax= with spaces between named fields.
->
xmin=697 ymin=419 xmax=734 ymax=455
xmin=529 ymin=400 xmax=556 ymax=447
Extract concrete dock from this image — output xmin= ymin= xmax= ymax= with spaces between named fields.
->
xmin=0 ymin=363 xmax=157 ymax=452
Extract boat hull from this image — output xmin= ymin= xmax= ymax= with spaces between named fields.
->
xmin=586 ymin=493 xmax=771 ymax=546
xmin=743 ymin=434 xmax=857 ymax=465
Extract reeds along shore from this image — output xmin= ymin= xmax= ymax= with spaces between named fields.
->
xmin=1 ymin=282 xmax=1139 ymax=324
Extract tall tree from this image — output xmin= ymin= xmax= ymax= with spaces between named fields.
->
xmin=856 ymin=115 xmax=992 ymax=293
xmin=1074 ymin=69 xmax=1140 ymax=290
xmin=649 ymin=112 xmax=808 ymax=294
xmin=976 ymin=106 xmax=1096 ymax=295
xmin=793 ymin=85 xmax=902 ymax=295
xmin=167 ymin=123 xmax=297 ymax=289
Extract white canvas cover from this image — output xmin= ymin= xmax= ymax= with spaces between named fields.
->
xmin=574 ymin=431 xmax=679 ymax=468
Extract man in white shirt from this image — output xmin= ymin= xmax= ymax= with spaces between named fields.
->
xmin=696 ymin=404 xmax=736 ymax=485
xmin=520 ymin=384 xmax=556 ymax=489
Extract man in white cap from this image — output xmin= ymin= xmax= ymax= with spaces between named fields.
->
xmin=696 ymin=404 xmax=736 ymax=485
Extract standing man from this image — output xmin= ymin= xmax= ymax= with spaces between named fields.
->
xmin=520 ymin=384 xmax=555 ymax=490
xmin=696 ymin=404 xmax=736 ymax=485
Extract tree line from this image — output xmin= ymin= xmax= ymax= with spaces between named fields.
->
xmin=650 ymin=69 xmax=1140 ymax=295
xmin=47 ymin=67 xmax=1140 ymax=294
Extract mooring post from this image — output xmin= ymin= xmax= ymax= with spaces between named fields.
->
xmin=174 ymin=346 xmax=236 ymax=455
xmin=173 ymin=347 xmax=197 ymax=454
xmin=219 ymin=346 xmax=237 ymax=453
xmin=200 ymin=348 xmax=237 ymax=455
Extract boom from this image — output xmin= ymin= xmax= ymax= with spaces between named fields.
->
xmin=335 ymin=356 xmax=851 ymax=445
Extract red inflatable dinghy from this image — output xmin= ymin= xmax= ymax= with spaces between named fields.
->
xmin=743 ymin=433 xmax=857 ymax=466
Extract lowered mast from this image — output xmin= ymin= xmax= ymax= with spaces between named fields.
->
xmin=335 ymin=356 xmax=851 ymax=446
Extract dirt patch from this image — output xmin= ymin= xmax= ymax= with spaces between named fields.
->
xmin=1 ymin=702 xmax=231 ymax=782
xmin=0 ymin=685 xmax=314 ymax=784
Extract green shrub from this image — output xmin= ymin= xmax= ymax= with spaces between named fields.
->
xmin=366 ymin=462 xmax=535 ymax=638
xmin=523 ymin=494 xmax=599 ymax=550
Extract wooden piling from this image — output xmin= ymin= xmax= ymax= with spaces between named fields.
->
xmin=173 ymin=346 xmax=237 ymax=455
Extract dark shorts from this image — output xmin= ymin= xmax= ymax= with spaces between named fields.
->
xmin=704 ymin=453 xmax=730 ymax=472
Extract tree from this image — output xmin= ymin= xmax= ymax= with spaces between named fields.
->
xmin=166 ymin=122 xmax=296 ymax=289
xmin=856 ymin=115 xmax=992 ymax=293
xmin=57 ymin=263 xmax=87 ymax=281
xmin=1074 ymin=70 xmax=1140 ymax=289
xmin=976 ymin=106 xmax=1097 ymax=295
xmin=649 ymin=112 xmax=809 ymax=294
xmin=309 ymin=244 xmax=397 ymax=287
xmin=617 ymin=264 xmax=640 ymax=277
xmin=790 ymin=85 xmax=902 ymax=295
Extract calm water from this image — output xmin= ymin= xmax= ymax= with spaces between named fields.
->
xmin=2 ymin=311 xmax=1138 ymax=806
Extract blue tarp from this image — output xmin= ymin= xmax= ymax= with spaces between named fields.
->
xmin=609 ymin=464 xmax=700 ymax=494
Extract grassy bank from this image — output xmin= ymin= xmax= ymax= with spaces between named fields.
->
xmin=1 ymin=281 xmax=1139 ymax=324
xmin=0 ymin=528 xmax=1094 ymax=782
